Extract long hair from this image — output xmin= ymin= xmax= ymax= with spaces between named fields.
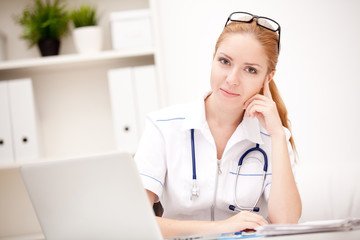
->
xmin=215 ymin=21 xmax=297 ymax=160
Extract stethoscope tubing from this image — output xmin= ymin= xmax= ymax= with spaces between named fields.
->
xmin=190 ymin=129 xmax=268 ymax=212
xmin=233 ymin=166 xmax=266 ymax=212
xmin=190 ymin=129 xmax=200 ymax=199
xmin=234 ymin=143 xmax=268 ymax=212
xmin=239 ymin=144 xmax=268 ymax=172
xmin=191 ymin=129 xmax=196 ymax=180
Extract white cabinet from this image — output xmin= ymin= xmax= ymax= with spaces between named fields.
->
xmin=0 ymin=79 xmax=39 ymax=165
xmin=0 ymin=0 xmax=165 ymax=162
xmin=108 ymin=67 xmax=140 ymax=153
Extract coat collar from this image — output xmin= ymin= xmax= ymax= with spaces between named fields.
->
xmin=182 ymin=91 xmax=265 ymax=145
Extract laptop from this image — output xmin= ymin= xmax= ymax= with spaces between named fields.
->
xmin=20 ymin=152 xmax=163 ymax=240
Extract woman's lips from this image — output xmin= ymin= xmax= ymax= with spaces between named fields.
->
xmin=220 ymin=88 xmax=240 ymax=97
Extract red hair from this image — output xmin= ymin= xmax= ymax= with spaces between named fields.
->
xmin=215 ymin=21 xmax=297 ymax=160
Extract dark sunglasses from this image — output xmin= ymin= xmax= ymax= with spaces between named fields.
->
xmin=224 ymin=12 xmax=281 ymax=53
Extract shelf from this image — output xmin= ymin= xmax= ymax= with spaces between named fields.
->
xmin=0 ymin=47 xmax=155 ymax=71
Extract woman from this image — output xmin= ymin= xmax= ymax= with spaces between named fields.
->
xmin=134 ymin=11 xmax=301 ymax=238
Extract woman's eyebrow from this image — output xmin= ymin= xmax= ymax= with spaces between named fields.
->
xmin=218 ymin=52 xmax=233 ymax=61
xmin=218 ymin=52 xmax=264 ymax=69
xmin=244 ymin=62 xmax=263 ymax=69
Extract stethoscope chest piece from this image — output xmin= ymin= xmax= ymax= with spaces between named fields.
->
xmin=191 ymin=179 xmax=200 ymax=200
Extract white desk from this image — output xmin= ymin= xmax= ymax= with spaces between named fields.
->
xmin=0 ymin=234 xmax=44 ymax=240
xmin=2 ymin=229 xmax=360 ymax=240
xmin=260 ymin=229 xmax=360 ymax=240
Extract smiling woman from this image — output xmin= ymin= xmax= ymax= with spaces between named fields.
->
xmin=213 ymin=19 xmax=296 ymax=157
xmin=134 ymin=11 xmax=301 ymax=239
xmin=210 ymin=34 xmax=270 ymax=109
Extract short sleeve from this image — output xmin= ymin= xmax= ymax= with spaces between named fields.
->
xmin=134 ymin=116 xmax=167 ymax=202
xmin=263 ymin=127 xmax=297 ymax=201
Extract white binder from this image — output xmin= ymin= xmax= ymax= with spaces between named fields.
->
xmin=0 ymin=81 xmax=14 ymax=164
xmin=108 ymin=65 xmax=159 ymax=154
xmin=108 ymin=68 xmax=139 ymax=153
xmin=7 ymin=79 xmax=38 ymax=163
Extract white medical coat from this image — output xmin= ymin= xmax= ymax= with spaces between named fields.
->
xmin=134 ymin=93 xmax=295 ymax=221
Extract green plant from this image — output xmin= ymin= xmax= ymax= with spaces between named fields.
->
xmin=70 ymin=5 xmax=98 ymax=28
xmin=15 ymin=0 xmax=69 ymax=47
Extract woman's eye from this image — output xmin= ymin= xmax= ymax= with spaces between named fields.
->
xmin=219 ymin=58 xmax=230 ymax=65
xmin=245 ymin=67 xmax=257 ymax=74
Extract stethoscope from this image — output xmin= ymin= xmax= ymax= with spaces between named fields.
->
xmin=190 ymin=129 xmax=268 ymax=213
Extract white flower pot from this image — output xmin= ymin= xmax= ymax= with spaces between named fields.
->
xmin=73 ymin=26 xmax=103 ymax=54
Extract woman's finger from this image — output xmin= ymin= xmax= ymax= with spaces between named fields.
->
xmin=244 ymin=94 xmax=270 ymax=109
xmin=240 ymin=221 xmax=262 ymax=231
xmin=263 ymin=80 xmax=272 ymax=99
xmin=237 ymin=211 xmax=269 ymax=226
xmin=246 ymin=101 xmax=272 ymax=118
xmin=219 ymin=211 xmax=268 ymax=233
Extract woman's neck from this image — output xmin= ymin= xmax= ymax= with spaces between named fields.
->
xmin=205 ymin=93 xmax=245 ymax=128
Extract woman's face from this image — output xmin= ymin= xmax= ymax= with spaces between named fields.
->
xmin=210 ymin=33 xmax=274 ymax=111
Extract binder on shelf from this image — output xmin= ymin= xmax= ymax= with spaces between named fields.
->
xmin=0 ymin=78 xmax=39 ymax=164
xmin=108 ymin=65 xmax=159 ymax=154
xmin=0 ymin=81 xmax=14 ymax=164
xmin=108 ymin=68 xmax=139 ymax=153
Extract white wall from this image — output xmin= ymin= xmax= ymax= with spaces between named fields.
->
xmin=155 ymin=0 xmax=360 ymax=221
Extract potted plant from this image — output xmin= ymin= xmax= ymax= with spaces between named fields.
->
xmin=70 ymin=5 xmax=102 ymax=54
xmin=15 ymin=0 xmax=69 ymax=57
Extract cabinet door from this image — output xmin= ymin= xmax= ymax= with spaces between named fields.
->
xmin=0 ymin=81 xmax=14 ymax=164
xmin=108 ymin=68 xmax=139 ymax=154
xmin=7 ymin=79 xmax=39 ymax=163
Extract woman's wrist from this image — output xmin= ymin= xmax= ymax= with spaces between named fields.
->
xmin=211 ymin=220 xmax=225 ymax=235
xmin=212 ymin=219 xmax=238 ymax=235
xmin=270 ymin=127 xmax=286 ymax=140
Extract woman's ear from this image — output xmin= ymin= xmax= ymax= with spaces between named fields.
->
xmin=267 ymin=71 xmax=276 ymax=83
xmin=260 ymin=71 xmax=276 ymax=95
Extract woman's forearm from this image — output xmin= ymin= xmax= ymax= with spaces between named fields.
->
xmin=267 ymin=131 xmax=302 ymax=223
xmin=156 ymin=217 xmax=217 ymax=239
xmin=156 ymin=210 xmax=269 ymax=238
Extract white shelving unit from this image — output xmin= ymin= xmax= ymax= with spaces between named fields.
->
xmin=0 ymin=0 xmax=165 ymax=164
xmin=0 ymin=47 xmax=154 ymax=72
xmin=1 ymin=1 xmax=165 ymax=239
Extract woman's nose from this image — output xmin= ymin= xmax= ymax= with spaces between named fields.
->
xmin=226 ymin=69 xmax=241 ymax=86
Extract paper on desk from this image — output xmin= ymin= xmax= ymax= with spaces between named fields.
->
xmin=256 ymin=218 xmax=360 ymax=236
xmin=218 ymin=231 xmax=263 ymax=239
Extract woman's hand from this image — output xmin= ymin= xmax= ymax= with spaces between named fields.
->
xmin=215 ymin=211 xmax=268 ymax=233
xmin=244 ymin=80 xmax=283 ymax=136
xmin=244 ymin=82 xmax=302 ymax=224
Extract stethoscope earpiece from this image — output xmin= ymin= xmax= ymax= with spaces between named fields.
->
xmin=229 ymin=204 xmax=260 ymax=212
xmin=253 ymin=207 xmax=260 ymax=212
xmin=229 ymin=205 xmax=237 ymax=211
